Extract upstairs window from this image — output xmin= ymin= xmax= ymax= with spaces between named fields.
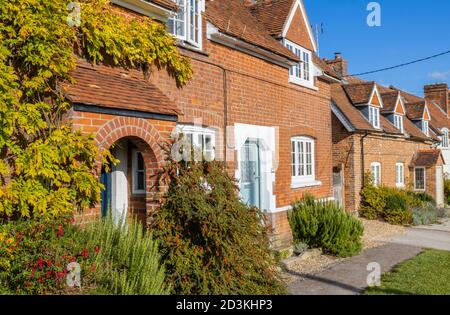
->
xmin=284 ymin=39 xmax=313 ymax=88
xmin=368 ymin=106 xmax=380 ymax=129
xmin=393 ymin=114 xmax=404 ymax=133
xmin=168 ymin=0 xmax=202 ymax=48
xmin=442 ymin=129 xmax=449 ymax=148
xmin=291 ymin=137 xmax=315 ymax=183
xmin=370 ymin=162 xmax=381 ymax=186
xmin=422 ymin=120 xmax=429 ymax=136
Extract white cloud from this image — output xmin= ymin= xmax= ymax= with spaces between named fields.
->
xmin=428 ymin=70 xmax=450 ymax=81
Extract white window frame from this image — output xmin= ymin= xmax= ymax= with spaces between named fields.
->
xmin=291 ymin=136 xmax=317 ymax=187
xmin=370 ymin=162 xmax=381 ymax=186
xmin=393 ymin=114 xmax=404 ymax=133
xmin=132 ymin=150 xmax=146 ymax=194
xmin=283 ymin=39 xmax=314 ymax=89
xmin=168 ymin=0 xmax=203 ymax=48
xmin=395 ymin=163 xmax=405 ymax=188
xmin=414 ymin=167 xmax=426 ymax=191
xmin=441 ymin=129 xmax=449 ymax=148
xmin=422 ymin=120 xmax=429 ymax=136
xmin=368 ymin=106 xmax=380 ymax=129
xmin=176 ymin=124 xmax=215 ymax=161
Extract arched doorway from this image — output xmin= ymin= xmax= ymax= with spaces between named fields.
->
xmin=100 ymin=137 xmax=159 ymax=225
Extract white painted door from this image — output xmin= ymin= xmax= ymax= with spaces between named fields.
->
xmin=436 ymin=166 xmax=444 ymax=207
xmin=111 ymin=145 xmax=128 ymax=226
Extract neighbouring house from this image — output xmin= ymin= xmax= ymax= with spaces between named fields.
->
xmin=65 ymin=0 xmax=340 ymax=249
xmin=328 ymin=53 xmax=447 ymax=211
xmin=424 ymin=83 xmax=450 ymax=177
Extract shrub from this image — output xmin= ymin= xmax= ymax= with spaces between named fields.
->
xmin=0 ymin=215 xmax=99 ymax=294
xmin=0 ymin=215 xmax=167 ymax=295
xmin=79 ymin=216 xmax=168 ymax=295
xmin=412 ymin=203 xmax=439 ymax=226
xmin=293 ymin=242 xmax=309 ymax=256
xmin=384 ymin=209 xmax=413 ymax=226
xmin=445 ymin=179 xmax=450 ymax=206
xmin=152 ymin=157 xmax=284 ymax=295
xmin=288 ymin=195 xmax=364 ymax=258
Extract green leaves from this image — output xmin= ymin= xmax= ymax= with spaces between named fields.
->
xmin=0 ymin=0 xmax=192 ymax=220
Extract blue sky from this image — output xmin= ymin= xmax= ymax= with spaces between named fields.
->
xmin=304 ymin=0 xmax=450 ymax=96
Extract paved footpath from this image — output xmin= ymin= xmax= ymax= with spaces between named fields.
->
xmin=288 ymin=243 xmax=422 ymax=295
xmin=288 ymin=219 xmax=450 ymax=295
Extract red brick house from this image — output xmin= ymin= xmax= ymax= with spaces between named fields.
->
xmin=328 ymin=54 xmax=447 ymax=211
xmin=65 ymin=0 xmax=340 ymax=248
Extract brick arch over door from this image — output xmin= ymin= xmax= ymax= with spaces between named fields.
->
xmin=94 ymin=117 xmax=167 ymax=224
xmin=94 ymin=116 xmax=166 ymax=172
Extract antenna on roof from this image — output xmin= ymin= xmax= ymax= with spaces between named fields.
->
xmin=313 ymin=23 xmax=324 ymax=56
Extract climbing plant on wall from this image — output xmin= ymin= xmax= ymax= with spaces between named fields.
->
xmin=0 ymin=0 xmax=192 ymax=219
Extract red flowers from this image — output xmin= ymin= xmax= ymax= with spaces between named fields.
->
xmin=94 ymin=246 xmax=100 ymax=255
xmin=57 ymin=225 xmax=64 ymax=237
xmin=81 ymin=249 xmax=89 ymax=258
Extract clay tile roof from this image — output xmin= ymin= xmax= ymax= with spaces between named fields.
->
xmin=247 ymin=0 xmax=295 ymax=37
xmin=313 ymin=54 xmax=342 ymax=80
xmin=331 ymin=83 xmax=376 ymax=131
xmin=405 ymin=101 xmax=426 ymax=120
xmin=147 ymin=0 xmax=178 ymax=11
xmin=411 ymin=149 xmax=442 ymax=167
xmin=380 ymin=91 xmax=399 ymax=113
xmin=427 ymin=101 xmax=449 ymax=131
xmin=65 ymin=59 xmax=181 ymax=116
xmin=205 ymin=0 xmax=298 ymax=61
xmin=343 ymin=82 xmax=376 ymax=105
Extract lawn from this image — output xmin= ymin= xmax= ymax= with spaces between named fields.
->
xmin=364 ymin=249 xmax=450 ymax=295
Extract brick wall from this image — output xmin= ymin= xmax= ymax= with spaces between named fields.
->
xmin=71 ymin=8 xmax=334 ymax=249
xmin=332 ymin=114 xmax=433 ymax=211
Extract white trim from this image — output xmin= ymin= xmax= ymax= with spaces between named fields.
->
xmin=394 ymin=94 xmax=406 ymax=115
xmin=176 ymin=124 xmax=216 ymax=161
xmin=331 ymin=102 xmax=355 ymax=132
xmin=291 ymin=136 xmax=316 ymax=185
xmin=283 ymin=39 xmax=316 ymax=89
xmin=281 ymin=0 xmax=317 ymax=52
xmin=395 ymin=162 xmax=405 ymax=188
xmin=422 ymin=104 xmax=431 ymax=121
xmin=168 ymin=0 xmax=203 ymax=49
xmin=234 ymin=123 xmax=277 ymax=213
xmin=131 ymin=149 xmax=146 ymax=195
xmin=369 ymin=85 xmax=384 ymax=108
xmin=111 ymin=0 xmax=173 ymax=21
xmin=370 ymin=162 xmax=381 ymax=186
xmin=414 ymin=166 xmax=426 ymax=191
xmin=368 ymin=106 xmax=380 ymax=129
xmin=393 ymin=114 xmax=404 ymax=133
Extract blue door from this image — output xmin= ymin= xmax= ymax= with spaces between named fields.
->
xmin=240 ymin=140 xmax=261 ymax=209
xmin=100 ymin=167 xmax=111 ymax=218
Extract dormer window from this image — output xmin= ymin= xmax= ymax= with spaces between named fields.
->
xmin=168 ymin=0 xmax=202 ymax=48
xmin=284 ymin=39 xmax=314 ymax=88
xmin=393 ymin=114 xmax=404 ymax=133
xmin=422 ymin=120 xmax=429 ymax=136
xmin=368 ymin=106 xmax=380 ymax=129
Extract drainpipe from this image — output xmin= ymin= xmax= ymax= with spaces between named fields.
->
xmin=185 ymin=55 xmax=228 ymax=163
xmin=360 ymin=131 xmax=369 ymax=189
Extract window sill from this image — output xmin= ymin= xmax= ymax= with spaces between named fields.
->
xmin=396 ymin=184 xmax=405 ymax=189
xmin=177 ymin=41 xmax=208 ymax=56
xmin=291 ymin=180 xmax=322 ymax=189
xmin=288 ymin=78 xmax=319 ymax=91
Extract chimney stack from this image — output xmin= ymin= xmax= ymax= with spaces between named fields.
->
xmin=324 ymin=52 xmax=348 ymax=78
xmin=424 ymin=83 xmax=449 ymax=117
